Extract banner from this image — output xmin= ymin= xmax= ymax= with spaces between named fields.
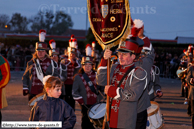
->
xmin=87 ymin=0 xmax=131 ymax=49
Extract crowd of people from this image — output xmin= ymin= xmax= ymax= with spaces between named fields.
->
xmin=0 ymin=42 xmax=183 ymax=81
xmin=154 ymin=52 xmax=180 ymax=79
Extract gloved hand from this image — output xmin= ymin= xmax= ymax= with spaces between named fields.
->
xmin=23 ymin=89 xmax=29 ymax=96
xmin=156 ymin=90 xmax=163 ymax=98
xmin=142 ymin=37 xmax=152 ymax=51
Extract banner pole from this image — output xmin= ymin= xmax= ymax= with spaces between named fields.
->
xmin=102 ymin=58 xmax=110 ymax=129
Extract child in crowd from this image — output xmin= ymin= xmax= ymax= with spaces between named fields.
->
xmin=29 ymin=75 xmax=76 ymax=129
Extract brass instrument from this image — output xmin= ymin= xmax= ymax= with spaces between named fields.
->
xmin=176 ymin=68 xmax=187 ymax=79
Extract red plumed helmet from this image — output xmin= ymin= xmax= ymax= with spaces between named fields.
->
xmin=131 ymin=19 xmax=144 ymax=37
xmin=49 ymin=39 xmax=56 ymax=50
xmin=71 ymin=34 xmax=75 ymax=39
xmin=92 ymin=41 xmax=95 ymax=48
xmin=85 ymin=44 xmax=92 ymax=56
xmin=39 ymin=29 xmax=46 ymax=42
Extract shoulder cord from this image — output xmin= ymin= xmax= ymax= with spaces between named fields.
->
xmin=128 ymin=67 xmax=147 ymax=90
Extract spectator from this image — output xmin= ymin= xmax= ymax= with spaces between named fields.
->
xmin=170 ymin=54 xmax=180 ymax=78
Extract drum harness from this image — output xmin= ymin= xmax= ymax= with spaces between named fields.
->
xmin=82 ymin=73 xmax=100 ymax=115
xmin=82 ymin=73 xmax=99 ymax=95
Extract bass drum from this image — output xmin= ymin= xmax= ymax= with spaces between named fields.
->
xmin=87 ymin=102 xmax=106 ymax=128
xmin=28 ymin=92 xmax=44 ymax=108
xmin=147 ymin=101 xmax=164 ymax=129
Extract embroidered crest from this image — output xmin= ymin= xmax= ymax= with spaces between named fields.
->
xmin=102 ymin=4 xmax=108 ymax=18
xmin=88 ymin=81 xmax=93 ymax=86
xmin=120 ymin=41 xmax=126 ymax=47
xmin=38 ymin=43 xmax=42 ymax=48
xmin=86 ymin=57 xmax=90 ymax=61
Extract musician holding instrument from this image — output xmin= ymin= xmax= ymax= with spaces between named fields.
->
xmin=22 ymin=29 xmax=59 ymax=101
xmin=29 ymin=76 xmax=76 ymax=129
xmin=178 ymin=49 xmax=188 ymax=97
xmin=61 ymin=35 xmax=81 ymax=110
xmin=186 ymin=61 xmax=194 ymax=128
xmin=135 ymin=19 xmax=163 ymax=101
xmin=141 ymin=48 xmax=163 ymax=101
xmin=49 ymin=39 xmax=67 ymax=100
xmin=97 ymin=33 xmax=150 ymax=128
xmin=72 ymin=44 xmax=98 ymax=129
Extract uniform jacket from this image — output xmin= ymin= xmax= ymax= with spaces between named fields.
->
xmin=58 ymin=62 xmax=67 ymax=82
xmin=58 ymin=62 xmax=67 ymax=96
xmin=96 ymin=59 xmax=148 ymax=129
xmin=22 ymin=57 xmax=59 ymax=94
xmin=29 ymin=95 xmax=76 ymax=129
xmin=186 ymin=65 xmax=194 ymax=100
xmin=61 ymin=58 xmax=81 ymax=85
xmin=147 ymin=65 xmax=161 ymax=100
xmin=72 ymin=71 xmax=98 ymax=105
xmin=0 ymin=55 xmax=10 ymax=109
xmin=135 ymin=44 xmax=155 ymax=112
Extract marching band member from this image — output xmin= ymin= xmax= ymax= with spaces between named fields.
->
xmin=133 ymin=19 xmax=157 ymax=128
xmin=49 ymin=39 xmax=67 ymax=99
xmin=72 ymin=44 xmax=98 ymax=129
xmin=178 ymin=47 xmax=190 ymax=104
xmin=91 ymin=41 xmax=100 ymax=70
xmin=178 ymin=49 xmax=188 ymax=98
xmin=49 ymin=39 xmax=67 ymax=82
xmin=22 ymin=29 xmax=58 ymax=101
xmin=148 ymin=65 xmax=163 ymax=101
xmin=96 ymin=26 xmax=150 ymax=128
xmin=138 ymin=27 xmax=163 ymax=100
xmin=61 ymin=35 xmax=81 ymax=110
xmin=186 ymin=62 xmax=194 ymax=128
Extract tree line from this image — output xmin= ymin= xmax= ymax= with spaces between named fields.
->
xmin=0 ymin=11 xmax=73 ymax=35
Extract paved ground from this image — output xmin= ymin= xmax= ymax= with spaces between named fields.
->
xmin=1 ymin=71 xmax=192 ymax=129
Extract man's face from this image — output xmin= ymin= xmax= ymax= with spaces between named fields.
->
xmin=70 ymin=52 xmax=76 ymax=59
xmin=82 ymin=63 xmax=93 ymax=74
xmin=51 ymin=54 xmax=59 ymax=62
xmin=37 ymin=50 xmax=46 ymax=59
xmin=117 ymin=52 xmax=135 ymax=65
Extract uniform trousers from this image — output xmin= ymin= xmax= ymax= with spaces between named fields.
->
xmin=136 ymin=109 xmax=147 ymax=129
xmin=188 ymin=99 xmax=194 ymax=128
xmin=181 ymin=79 xmax=185 ymax=96
xmin=65 ymin=84 xmax=75 ymax=110
xmin=80 ymin=105 xmax=95 ymax=129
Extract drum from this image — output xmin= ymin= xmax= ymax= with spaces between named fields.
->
xmin=88 ymin=102 xmax=106 ymax=127
xmin=28 ymin=93 xmax=44 ymax=108
xmin=147 ymin=101 xmax=164 ymax=129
